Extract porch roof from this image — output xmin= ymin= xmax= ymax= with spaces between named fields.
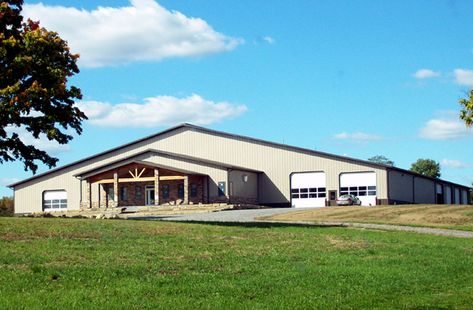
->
xmin=74 ymin=149 xmax=261 ymax=180
xmin=75 ymin=160 xmax=205 ymax=180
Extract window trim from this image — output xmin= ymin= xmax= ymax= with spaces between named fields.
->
xmin=162 ymin=184 xmax=170 ymax=199
xmin=190 ymin=183 xmax=198 ymax=198
xmin=135 ymin=185 xmax=142 ymax=200
xmin=218 ymin=182 xmax=226 ymax=197
xmin=120 ymin=186 xmax=127 ymax=201
xmin=291 ymin=187 xmax=326 ymax=199
xmin=340 ymin=185 xmax=377 ymax=197
xmin=178 ymin=183 xmax=184 ymax=199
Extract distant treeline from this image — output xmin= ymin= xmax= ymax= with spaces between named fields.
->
xmin=0 ymin=197 xmax=14 ymax=216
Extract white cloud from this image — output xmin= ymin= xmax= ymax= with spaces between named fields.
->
xmin=419 ymin=115 xmax=472 ymax=140
xmin=76 ymin=94 xmax=247 ymax=127
xmin=23 ymin=0 xmax=242 ymax=67
xmin=262 ymin=36 xmax=275 ymax=44
xmin=333 ymin=132 xmax=382 ymax=142
xmin=454 ymin=69 xmax=473 ymax=85
xmin=4 ymin=126 xmax=70 ymax=153
xmin=440 ymin=159 xmax=469 ymax=169
xmin=413 ymin=69 xmax=441 ymax=79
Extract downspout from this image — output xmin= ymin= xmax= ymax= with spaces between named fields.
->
xmin=227 ymin=169 xmax=231 ymax=204
xmin=386 ymin=169 xmax=390 ymax=205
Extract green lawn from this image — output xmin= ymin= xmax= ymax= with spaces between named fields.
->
xmin=1 ymin=217 xmax=473 ymax=309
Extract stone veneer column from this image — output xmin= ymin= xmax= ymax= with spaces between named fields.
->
xmin=154 ymin=168 xmax=160 ymax=206
xmin=99 ymin=184 xmax=107 ymax=208
xmin=113 ymin=172 xmax=119 ymax=208
xmin=183 ymin=175 xmax=189 ymax=204
xmin=86 ymin=181 xmax=92 ymax=209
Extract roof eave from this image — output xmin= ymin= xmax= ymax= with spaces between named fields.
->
xmin=8 ymin=124 xmax=191 ymax=188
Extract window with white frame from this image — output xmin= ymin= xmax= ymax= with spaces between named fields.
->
xmin=291 ymin=187 xmax=326 ymax=199
xmin=120 ymin=186 xmax=127 ymax=201
xmin=339 ymin=185 xmax=376 ymax=196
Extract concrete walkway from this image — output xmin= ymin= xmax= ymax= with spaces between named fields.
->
xmin=129 ymin=208 xmax=473 ymax=238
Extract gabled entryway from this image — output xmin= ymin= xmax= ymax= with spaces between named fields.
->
xmin=77 ymin=161 xmax=207 ymax=209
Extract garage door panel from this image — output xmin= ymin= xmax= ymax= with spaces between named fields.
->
xmin=340 ymin=172 xmax=377 ymax=206
xmin=43 ymin=190 xmax=68 ymax=211
xmin=291 ymin=172 xmax=326 ymax=208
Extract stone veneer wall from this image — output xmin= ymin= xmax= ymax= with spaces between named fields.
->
xmin=117 ymin=182 xmax=151 ymax=206
xmin=159 ymin=176 xmax=204 ymax=205
xmin=111 ymin=175 xmax=205 ymax=206
xmin=83 ymin=175 xmax=244 ymax=208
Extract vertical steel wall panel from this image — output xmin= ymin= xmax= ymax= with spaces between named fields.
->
xmin=228 ymin=170 xmax=258 ymax=199
xmin=413 ymin=177 xmax=435 ymax=204
xmin=388 ymin=170 xmax=414 ymax=203
xmin=13 ymin=126 xmax=466 ymax=212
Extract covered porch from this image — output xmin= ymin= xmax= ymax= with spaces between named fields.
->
xmin=78 ymin=161 xmax=208 ymax=209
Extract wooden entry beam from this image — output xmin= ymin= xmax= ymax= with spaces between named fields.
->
xmin=159 ymin=176 xmax=185 ymax=181
xmin=96 ymin=175 xmax=185 ymax=184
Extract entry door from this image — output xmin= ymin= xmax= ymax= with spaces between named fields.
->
xmin=145 ymin=186 xmax=155 ymax=205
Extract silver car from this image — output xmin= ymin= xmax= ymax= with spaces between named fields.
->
xmin=336 ymin=194 xmax=362 ymax=206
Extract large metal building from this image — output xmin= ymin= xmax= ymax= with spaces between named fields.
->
xmin=9 ymin=124 xmax=470 ymax=214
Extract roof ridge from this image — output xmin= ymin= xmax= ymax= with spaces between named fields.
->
xmin=8 ymin=123 xmax=470 ymax=189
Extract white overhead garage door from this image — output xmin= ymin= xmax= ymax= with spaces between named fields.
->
xmin=291 ymin=172 xmax=326 ymax=208
xmin=340 ymin=172 xmax=377 ymax=206
xmin=43 ymin=190 xmax=67 ymax=212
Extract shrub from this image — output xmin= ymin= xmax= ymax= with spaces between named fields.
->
xmin=0 ymin=197 xmax=14 ymax=216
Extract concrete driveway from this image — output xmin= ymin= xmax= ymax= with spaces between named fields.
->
xmin=128 ymin=207 xmax=299 ymax=222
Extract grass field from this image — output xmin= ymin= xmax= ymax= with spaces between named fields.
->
xmin=261 ymin=204 xmax=473 ymax=231
xmin=1 ymin=217 xmax=473 ymax=309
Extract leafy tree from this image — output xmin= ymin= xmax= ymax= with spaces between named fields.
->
xmin=0 ymin=196 xmax=13 ymax=216
xmin=459 ymin=89 xmax=473 ymax=127
xmin=410 ymin=158 xmax=441 ymax=179
xmin=368 ymin=155 xmax=394 ymax=166
xmin=0 ymin=0 xmax=86 ymax=173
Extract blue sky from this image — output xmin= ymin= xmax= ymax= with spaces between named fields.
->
xmin=1 ymin=0 xmax=473 ymax=196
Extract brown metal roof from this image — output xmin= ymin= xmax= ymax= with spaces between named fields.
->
xmin=8 ymin=123 xmax=470 ymax=189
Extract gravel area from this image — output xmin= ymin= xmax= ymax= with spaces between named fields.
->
xmin=347 ymin=223 xmax=473 ymax=238
xmin=129 ymin=207 xmax=473 ymax=238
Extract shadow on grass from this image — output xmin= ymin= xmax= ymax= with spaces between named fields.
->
xmin=156 ymin=220 xmax=347 ymax=229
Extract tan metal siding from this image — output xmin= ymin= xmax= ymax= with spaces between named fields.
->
xmin=13 ymin=129 xmax=186 ymax=213
xmin=151 ymin=130 xmax=388 ymax=204
xmin=413 ymin=177 xmax=435 ymax=204
xmin=388 ymin=170 xmax=414 ymax=203
xmin=14 ymin=127 xmax=388 ymax=212
xmin=228 ymin=170 xmax=258 ymax=199
xmin=461 ymin=189 xmax=468 ymax=204
xmin=14 ymin=167 xmax=82 ymax=213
